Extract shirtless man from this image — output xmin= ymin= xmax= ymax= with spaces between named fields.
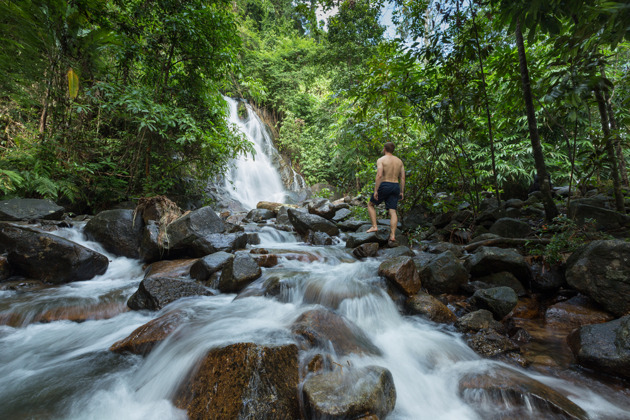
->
xmin=366 ymin=141 xmax=405 ymax=245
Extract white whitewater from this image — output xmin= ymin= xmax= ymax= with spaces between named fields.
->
xmin=1 ymin=227 xmax=629 ymax=419
xmin=223 ymin=96 xmax=288 ymax=209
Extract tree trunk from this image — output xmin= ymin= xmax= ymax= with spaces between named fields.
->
xmin=594 ymin=87 xmax=625 ymax=213
xmin=600 ymin=65 xmax=628 ymax=186
xmin=515 ymin=19 xmax=558 ymax=221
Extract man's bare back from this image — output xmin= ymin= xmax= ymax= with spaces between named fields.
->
xmin=378 ymin=154 xmax=404 ymax=184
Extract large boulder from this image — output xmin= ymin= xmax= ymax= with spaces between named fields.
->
xmin=84 ymin=209 xmax=143 ymax=258
xmin=291 ymin=308 xmax=381 ymax=356
xmin=377 ymin=246 xmax=415 ymax=259
xmin=459 ymin=367 xmax=588 ymax=420
xmin=565 ymin=240 xmax=630 ymax=316
xmin=139 ymin=221 xmax=162 ymax=263
xmin=144 ymin=259 xmax=197 ymax=279
xmin=190 ymin=252 xmax=234 ymax=283
xmin=110 ymin=310 xmax=185 ymax=355
xmin=302 ymin=366 xmax=396 ymax=419
xmin=165 ymin=206 xmax=225 ymax=253
xmin=188 ymin=232 xmax=248 ymax=257
xmin=308 ymin=231 xmax=333 ymax=246
xmin=0 ymin=224 xmax=108 ymax=284
xmin=569 ymin=202 xmax=630 ymax=230
xmin=456 ymin=309 xmax=503 ymax=333
xmin=0 ymin=198 xmax=64 ymax=221
xmin=567 ymin=315 xmax=630 ymax=380
xmin=337 ymin=219 xmax=370 ymax=232
xmin=308 ymin=198 xmax=337 ymax=219
xmin=176 ymin=343 xmax=300 ymax=420
xmin=345 ymin=231 xmax=388 ymax=248
xmin=470 ymin=287 xmax=518 ymax=320
xmin=420 ymin=251 xmax=468 ymax=294
xmin=256 ymin=201 xmax=284 ymax=214
xmin=288 ymin=208 xmax=339 ymax=236
xmin=245 ymin=208 xmax=275 ymax=223
xmin=489 ymin=217 xmax=531 ymax=238
xmin=127 ymin=277 xmax=212 ymax=310
xmin=405 ymin=293 xmax=457 ymax=324
xmin=466 ymin=246 xmax=531 ymax=285
xmin=474 ymin=271 xmax=526 ymax=296
xmin=352 ymin=242 xmax=380 ymax=259
xmin=378 ymin=256 xmax=422 ymax=296
xmin=217 ymin=252 xmax=262 ymax=293
xmin=332 ymin=208 xmax=352 ymax=223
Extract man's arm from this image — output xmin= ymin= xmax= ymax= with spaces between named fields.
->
xmin=399 ymin=162 xmax=405 ymax=200
xmin=374 ymin=158 xmax=384 ymax=200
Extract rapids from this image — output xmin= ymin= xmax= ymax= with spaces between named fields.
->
xmin=1 ymin=226 xmax=629 ymax=419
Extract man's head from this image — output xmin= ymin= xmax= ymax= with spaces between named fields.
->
xmin=383 ymin=142 xmax=395 ymax=154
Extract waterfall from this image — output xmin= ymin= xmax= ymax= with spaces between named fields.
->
xmin=222 ymin=97 xmax=305 ymax=210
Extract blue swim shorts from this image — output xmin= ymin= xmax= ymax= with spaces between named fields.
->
xmin=370 ymin=182 xmax=401 ymax=210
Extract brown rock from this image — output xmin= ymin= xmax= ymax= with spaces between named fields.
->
xmin=252 ymin=254 xmax=278 ymax=268
xmin=256 ymin=201 xmax=284 ymax=214
xmin=352 ymin=242 xmax=380 ymax=259
xmin=292 ymin=308 xmax=381 ymax=356
xmin=176 ymin=343 xmax=300 ymax=420
xmin=545 ymin=295 xmax=614 ymax=329
xmin=110 ymin=310 xmax=185 ymax=355
xmin=144 ymin=259 xmax=197 ymax=280
xmin=405 ymin=293 xmax=457 ymax=324
xmin=377 ymin=256 xmax=421 ymax=296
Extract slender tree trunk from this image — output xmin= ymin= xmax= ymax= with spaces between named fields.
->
xmin=594 ymin=87 xmax=625 ymax=213
xmin=600 ymin=65 xmax=628 ymax=186
xmin=471 ymin=10 xmax=500 ymax=208
xmin=515 ymin=19 xmax=558 ymax=221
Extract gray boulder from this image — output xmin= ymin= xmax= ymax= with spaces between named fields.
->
xmin=474 ymin=271 xmax=526 ymax=296
xmin=466 ymin=246 xmax=531 ymax=285
xmin=190 ymin=251 xmax=234 ymax=282
xmin=245 ymin=208 xmax=275 ymax=223
xmin=189 ymin=232 xmax=248 ymax=257
xmin=565 ymin=240 xmax=630 ymax=316
xmin=420 ymin=251 xmax=469 ymax=294
xmin=0 ymin=224 xmax=108 ymax=284
xmin=337 ymin=219 xmax=369 ymax=232
xmin=308 ymin=199 xmax=337 ymax=219
xmin=489 ymin=217 xmax=531 ymax=238
xmin=530 ymin=263 xmax=565 ymax=292
xmin=302 ymin=366 xmax=396 ymax=420
xmin=345 ymin=231 xmax=388 ymax=248
xmin=308 ymin=231 xmax=333 ymax=246
xmin=0 ymin=198 xmax=64 ymax=221
xmin=331 ymin=208 xmax=352 ymax=223
xmin=288 ymin=208 xmax=339 ymax=236
xmin=84 ymin=209 xmax=143 ymax=258
xmin=127 ymin=276 xmax=212 ymax=310
xmin=470 ymin=287 xmax=518 ymax=319
xmin=352 ymin=242 xmax=380 ymax=259
xmin=218 ymin=252 xmax=262 ymax=293
xmin=276 ymin=206 xmax=291 ymax=226
xmin=568 ymin=315 xmax=630 ymax=380
xmin=568 ymin=203 xmax=630 ymax=230
xmin=139 ymin=221 xmax=163 ymax=263
xmin=456 ymin=309 xmax=504 ymax=333
xmin=166 ymin=206 xmax=225 ymax=252
xmin=377 ymin=246 xmax=415 ymax=259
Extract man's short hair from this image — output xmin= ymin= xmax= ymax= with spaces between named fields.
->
xmin=384 ymin=142 xmax=395 ymax=153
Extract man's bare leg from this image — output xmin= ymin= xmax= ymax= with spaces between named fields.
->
xmin=367 ymin=200 xmax=378 ymax=232
xmin=388 ymin=209 xmax=398 ymax=241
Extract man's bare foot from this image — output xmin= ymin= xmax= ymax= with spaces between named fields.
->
xmin=387 ymin=238 xmax=399 ymax=248
xmin=366 ymin=226 xmax=378 ymax=233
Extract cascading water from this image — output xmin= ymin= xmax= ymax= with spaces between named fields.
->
xmin=1 ymin=224 xmax=630 ymax=419
xmin=222 ymin=97 xmax=305 ymax=209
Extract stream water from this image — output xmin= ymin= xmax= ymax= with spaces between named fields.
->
xmin=1 ymin=226 xmax=630 ymax=419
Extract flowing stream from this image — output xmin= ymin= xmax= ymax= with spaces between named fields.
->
xmin=1 ymin=227 xmax=630 ymax=419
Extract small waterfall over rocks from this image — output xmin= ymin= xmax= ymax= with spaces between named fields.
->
xmin=208 ymin=97 xmax=307 ymax=211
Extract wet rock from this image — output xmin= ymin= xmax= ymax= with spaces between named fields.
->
xmin=466 ymin=246 xmax=531 ymax=285
xmin=377 ymin=246 xmax=415 ymax=259
xmin=470 ymin=287 xmax=518 ymax=320
xmin=110 ymin=310 xmax=185 ymax=355
xmin=565 ymin=240 xmax=630 ymax=316
xmin=0 ymin=255 xmax=11 ymax=281
xmin=288 ymin=208 xmax=339 ymax=236
xmin=245 ymin=208 xmax=275 ymax=223
xmin=474 ymin=271 xmax=526 ymax=296
xmin=308 ymin=198 xmax=337 ymax=219
xmin=337 ymin=219 xmax=369 ymax=232
xmin=405 ymin=293 xmax=457 ymax=323
xmin=569 ymin=315 xmax=630 ymax=380
xmin=412 ymin=252 xmax=438 ymax=270
xmin=190 ymin=252 xmax=234 ymax=282
xmin=165 ymin=206 xmax=225 ymax=253
xmin=420 ymin=251 xmax=468 ymax=294
xmin=432 ymin=212 xmax=453 ymax=228
xmin=332 ymin=208 xmax=352 ymax=223
xmin=459 ymin=367 xmax=589 ymax=420
xmin=0 ymin=198 xmax=64 ymax=221
xmin=545 ymin=295 xmax=614 ymax=329
xmin=345 ymin=231 xmax=388 ymax=248
xmin=0 ymin=224 xmax=108 ymax=284
xmin=84 ymin=209 xmax=143 ymax=258
xmin=127 ymin=277 xmax=212 ymax=310
xmin=568 ymin=203 xmax=630 ymax=230
xmin=456 ymin=309 xmax=504 ymax=333
xmin=489 ymin=217 xmax=531 ymax=238
xmin=218 ymin=253 xmax=262 ymax=293
xmin=176 ymin=343 xmax=300 ymax=420
xmin=188 ymin=232 xmax=248 ymax=256
xmin=530 ymin=262 xmax=565 ymax=292
xmin=139 ymin=221 xmax=162 ymax=263
xmin=276 ymin=206 xmax=291 ymax=226
xmin=466 ymin=329 xmax=519 ymax=357
xmin=378 ymin=256 xmax=422 ymax=296
xmin=423 ymin=242 xmax=464 ymax=257
xmin=144 ymin=259 xmax=197 ymax=280
xmin=256 ymin=201 xmax=284 ymax=214
xmin=352 ymin=242 xmax=380 ymax=259
xmin=302 ymin=365 xmax=396 ymax=420
xmin=291 ymin=308 xmax=381 ymax=356
xmin=246 ymin=232 xmax=260 ymax=245
xmin=252 ymin=253 xmax=278 ymax=268
xmin=308 ymin=231 xmax=333 ymax=246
